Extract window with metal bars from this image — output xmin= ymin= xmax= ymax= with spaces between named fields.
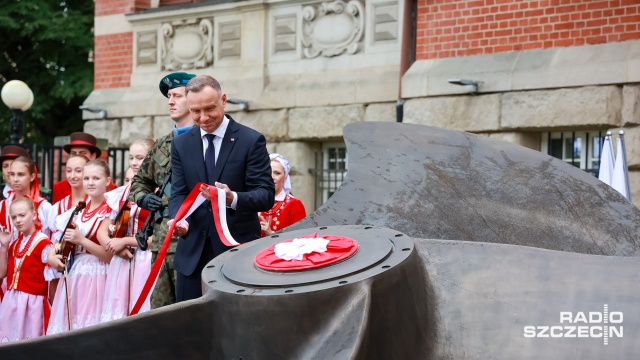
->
xmin=310 ymin=143 xmax=348 ymax=209
xmin=541 ymin=131 xmax=607 ymax=177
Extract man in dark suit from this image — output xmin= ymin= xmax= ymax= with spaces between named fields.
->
xmin=168 ymin=75 xmax=274 ymax=301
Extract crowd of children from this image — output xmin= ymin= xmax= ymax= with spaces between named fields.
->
xmin=0 ymin=138 xmax=154 ymax=342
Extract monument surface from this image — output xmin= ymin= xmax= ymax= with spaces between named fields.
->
xmin=292 ymin=122 xmax=640 ymax=257
xmin=1 ymin=123 xmax=638 ymax=359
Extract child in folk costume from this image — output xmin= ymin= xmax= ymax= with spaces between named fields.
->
xmin=0 ymin=156 xmax=53 ymax=301
xmin=0 ymin=146 xmax=30 ymax=302
xmin=100 ymin=139 xmax=154 ymax=321
xmin=100 ymin=170 xmax=153 ymax=320
xmin=44 ymin=155 xmax=89 ymax=303
xmin=0 ymin=198 xmax=53 ymax=342
xmin=0 ymin=156 xmax=53 ymax=238
xmin=46 ymin=160 xmax=114 ymax=334
xmin=259 ymin=154 xmax=306 ymax=237
xmin=46 ymin=155 xmax=89 ymax=230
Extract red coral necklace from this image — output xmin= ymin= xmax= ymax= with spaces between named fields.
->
xmin=81 ymin=200 xmax=108 ymax=222
xmin=14 ymin=231 xmax=37 ymax=258
xmin=266 ymin=194 xmax=290 ymax=231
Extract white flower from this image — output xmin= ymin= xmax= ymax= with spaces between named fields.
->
xmin=274 ymin=237 xmax=330 ymax=261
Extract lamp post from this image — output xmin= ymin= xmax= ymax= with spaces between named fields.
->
xmin=1 ymin=80 xmax=34 ymax=144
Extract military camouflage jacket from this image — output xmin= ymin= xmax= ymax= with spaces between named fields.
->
xmin=129 ymin=130 xmax=177 ymax=253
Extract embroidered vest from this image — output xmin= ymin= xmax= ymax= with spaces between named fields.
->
xmin=7 ymin=235 xmax=51 ymax=296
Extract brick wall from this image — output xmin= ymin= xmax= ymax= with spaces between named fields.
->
xmin=92 ymin=0 xmax=198 ymax=89
xmin=94 ymin=33 xmax=134 ymax=89
xmin=417 ymin=0 xmax=640 ymax=60
xmin=94 ymin=0 xmax=152 ymax=89
xmin=160 ymin=0 xmax=199 ymax=5
xmin=95 ymin=0 xmax=151 ymax=16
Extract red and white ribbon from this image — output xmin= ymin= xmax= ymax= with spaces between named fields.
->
xmin=183 ymin=183 xmax=238 ymax=247
xmin=129 ymin=183 xmax=238 ymax=315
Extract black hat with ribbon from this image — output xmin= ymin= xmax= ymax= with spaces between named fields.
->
xmin=0 ymin=145 xmax=30 ymax=163
xmin=62 ymin=132 xmax=102 ymax=157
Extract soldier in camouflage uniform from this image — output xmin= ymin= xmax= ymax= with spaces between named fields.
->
xmin=128 ymin=72 xmax=196 ymax=308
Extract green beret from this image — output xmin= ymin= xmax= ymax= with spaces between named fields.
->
xmin=159 ymin=72 xmax=196 ymax=98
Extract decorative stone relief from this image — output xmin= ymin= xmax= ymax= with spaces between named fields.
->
xmin=160 ymin=18 xmax=213 ymax=70
xmin=274 ymin=15 xmax=297 ymax=53
xmin=301 ymin=0 xmax=365 ymax=58
xmin=372 ymin=2 xmax=398 ymax=43
xmin=219 ymin=21 xmax=241 ymax=59
xmin=137 ymin=31 xmax=157 ymax=66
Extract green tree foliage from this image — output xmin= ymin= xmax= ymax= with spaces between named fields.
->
xmin=0 ymin=0 xmax=94 ymax=144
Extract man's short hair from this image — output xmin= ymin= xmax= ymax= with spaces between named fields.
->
xmin=185 ymin=75 xmax=222 ymax=96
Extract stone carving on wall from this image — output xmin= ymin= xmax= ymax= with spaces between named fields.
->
xmin=218 ymin=21 xmax=241 ymax=59
xmin=301 ymin=0 xmax=365 ymax=58
xmin=372 ymin=2 xmax=398 ymax=43
xmin=160 ymin=18 xmax=213 ymax=70
xmin=274 ymin=15 xmax=297 ymax=54
xmin=137 ymin=31 xmax=157 ymax=66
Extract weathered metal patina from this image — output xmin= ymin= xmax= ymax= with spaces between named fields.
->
xmin=2 ymin=123 xmax=639 ymax=359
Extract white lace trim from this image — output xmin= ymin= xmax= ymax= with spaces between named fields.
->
xmin=99 ymin=311 xmax=128 ymax=323
xmin=47 ymin=315 xmax=104 ymax=335
xmin=0 ymin=335 xmax=41 ymax=343
xmin=135 ymin=249 xmax=152 ymax=261
xmin=69 ymin=255 xmax=109 ymax=276
xmin=44 ymin=266 xmax=62 ymax=281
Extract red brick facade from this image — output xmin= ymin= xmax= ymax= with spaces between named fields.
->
xmin=94 ymin=0 xmax=152 ymax=88
xmin=417 ymin=0 xmax=640 ymax=60
xmin=94 ymin=33 xmax=134 ymax=89
xmin=95 ymin=0 xmax=151 ymax=16
xmin=94 ymin=0 xmax=640 ymax=88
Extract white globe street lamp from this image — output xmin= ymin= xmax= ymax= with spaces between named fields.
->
xmin=1 ymin=80 xmax=34 ymax=144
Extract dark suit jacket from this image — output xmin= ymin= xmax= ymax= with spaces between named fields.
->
xmin=169 ymin=116 xmax=275 ymax=276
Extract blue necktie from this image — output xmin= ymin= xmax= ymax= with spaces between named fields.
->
xmin=204 ymin=134 xmax=216 ymax=184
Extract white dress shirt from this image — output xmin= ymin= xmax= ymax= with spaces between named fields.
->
xmin=200 ymin=115 xmax=229 ymax=163
xmin=199 ymin=116 xmax=237 ymax=209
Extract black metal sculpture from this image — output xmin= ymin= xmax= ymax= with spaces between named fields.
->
xmin=292 ymin=122 xmax=640 ymax=256
xmin=2 ymin=122 xmax=639 ymax=359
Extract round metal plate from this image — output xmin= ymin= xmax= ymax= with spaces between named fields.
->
xmin=202 ymin=225 xmax=415 ymax=293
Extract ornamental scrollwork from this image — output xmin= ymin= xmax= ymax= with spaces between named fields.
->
xmin=160 ymin=18 xmax=213 ymax=70
xmin=301 ymin=0 xmax=365 ymax=58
